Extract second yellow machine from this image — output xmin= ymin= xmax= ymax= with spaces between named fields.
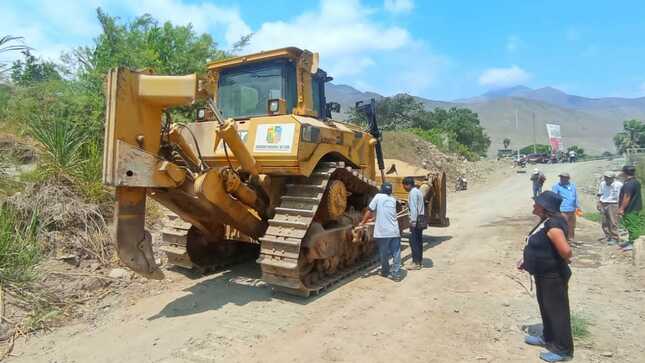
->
xmin=103 ymin=47 xmax=448 ymax=296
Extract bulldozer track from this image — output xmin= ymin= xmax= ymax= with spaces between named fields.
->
xmin=160 ymin=213 xmax=258 ymax=274
xmin=258 ymin=161 xmax=379 ymax=297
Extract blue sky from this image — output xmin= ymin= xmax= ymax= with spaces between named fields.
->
xmin=2 ymin=0 xmax=645 ymax=100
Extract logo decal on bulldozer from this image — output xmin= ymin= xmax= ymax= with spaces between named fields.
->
xmin=254 ymin=124 xmax=295 ymax=153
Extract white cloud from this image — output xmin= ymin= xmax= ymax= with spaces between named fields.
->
xmin=130 ymin=0 xmax=251 ymax=46
xmin=247 ymin=0 xmax=410 ymax=57
xmin=0 ymin=1 xmax=102 ymax=61
xmin=246 ymin=0 xmax=414 ymax=82
xmin=384 ymin=0 xmax=414 ymax=14
xmin=505 ymin=35 xmax=521 ymax=53
xmin=478 ymin=65 xmax=531 ymax=87
xmin=0 ymin=0 xmax=252 ymax=63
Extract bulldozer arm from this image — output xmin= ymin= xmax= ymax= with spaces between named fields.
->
xmin=103 ymin=68 xmax=199 ymax=277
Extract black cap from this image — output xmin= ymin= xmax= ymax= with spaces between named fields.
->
xmin=402 ymin=176 xmax=415 ymax=186
xmin=380 ymin=182 xmax=393 ymax=195
xmin=535 ymin=191 xmax=562 ymax=213
xmin=623 ymin=165 xmax=636 ymax=175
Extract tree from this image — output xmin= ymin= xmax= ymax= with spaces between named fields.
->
xmin=503 ymin=138 xmax=511 ymax=149
xmin=614 ymin=119 xmax=645 ymax=154
xmin=348 ymin=96 xmax=491 ymax=158
xmin=429 ymin=107 xmax=491 ymax=156
xmin=349 ymin=94 xmax=424 ymax=130
xmin=65 ymin=8 xmax=230 ymax=132
xmin=519 ymin=144 xmax=551 ymax=154
xmin=10 ymin=51 xmax=62 ymax=86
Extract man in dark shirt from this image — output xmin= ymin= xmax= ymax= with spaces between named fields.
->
xmin=618 ymin=165 xmax=643 ymax=251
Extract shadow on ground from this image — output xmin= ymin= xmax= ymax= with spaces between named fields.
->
xmin=521 ymin=323 xmax=544 ymax=337
xmin=151 ymin=234 xmax=453 ymax=316
xmin=148 ymin=261 xmax=272 ymax=320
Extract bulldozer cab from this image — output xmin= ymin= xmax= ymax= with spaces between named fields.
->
xmin=202 ymin=47 xmax=334 ymax=122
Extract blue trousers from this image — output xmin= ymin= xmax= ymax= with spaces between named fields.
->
xmin=533 ymin=185 xmax=543 ymax=198
xmin=375 ymin=237 xmax=401 ymax=276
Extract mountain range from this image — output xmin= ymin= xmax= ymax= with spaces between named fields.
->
xmin=325 ymin=84 xmax=645 ymax=156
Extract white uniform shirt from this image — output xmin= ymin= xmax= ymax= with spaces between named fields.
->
xmin=598 ymin=180 xmax=623 ymax=203
xmin=368 ymin=193 xmax=400 ymax=238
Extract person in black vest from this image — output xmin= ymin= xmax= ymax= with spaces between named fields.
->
xmin=518 ymin=191 xmax=574 ymax=362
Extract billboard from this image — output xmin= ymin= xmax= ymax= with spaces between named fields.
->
xmin=546 ymin=124 xmax=561 ymax=153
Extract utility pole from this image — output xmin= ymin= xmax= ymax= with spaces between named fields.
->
xmin=515 ymin=110 xmax=519 ymax=129
xmin=532 ymin=112 xmax=537 ymax=153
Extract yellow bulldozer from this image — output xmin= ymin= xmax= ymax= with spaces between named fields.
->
xmin=102 ymin=47 xmax=448 ymax=296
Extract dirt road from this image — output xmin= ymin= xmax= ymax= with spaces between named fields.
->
xmin=9 ymin=160 xmax=645 ymax=362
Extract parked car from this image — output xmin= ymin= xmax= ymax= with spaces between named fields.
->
xmin=527 ymin=153 xmax=549 ymax=164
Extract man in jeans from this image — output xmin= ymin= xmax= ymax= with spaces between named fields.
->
xmin=360 ymin=182 xmax=401 ymax=280
xmin=552 ymin=172 xmax=579 ymax=241
xmin=530 ymin=168 xmax=546 ymax=198
xmin=596 ymin=171 xmax=622 ymax=245
xmin=402 ymin=176 xmax=425 ymax=270
xmin=618 ymin=165 xmax=642 ymax=252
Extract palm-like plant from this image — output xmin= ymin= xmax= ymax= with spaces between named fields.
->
xmin=28 ymin=118 xmax=87 ymax=176
xmin=0 ymin=35 xmax=30 ymax=74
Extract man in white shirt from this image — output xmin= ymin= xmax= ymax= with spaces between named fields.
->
xmin=360 ymin=182 xmax=401 ymax=280
xmin=403 ymin=177 xmax=425 ymax=270
xmin=597 ymin=171 xmax=622 ymax=244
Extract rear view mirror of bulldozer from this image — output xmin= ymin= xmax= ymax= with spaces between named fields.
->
xmin=326 ymin=102 xmax=341 ymax=114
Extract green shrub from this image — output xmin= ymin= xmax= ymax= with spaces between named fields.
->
xmin=571 ymin=312 xmax=592 ymax=340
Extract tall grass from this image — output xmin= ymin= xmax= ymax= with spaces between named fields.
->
xmin=571 ymin=312 xmax=592 ymax=340
xmin=0 ymin=203 xmax=42 ymax=283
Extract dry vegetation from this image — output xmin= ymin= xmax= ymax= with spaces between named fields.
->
xmin=382 ymin=130 xmax=501 ymax=186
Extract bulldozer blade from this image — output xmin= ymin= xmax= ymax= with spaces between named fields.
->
xmin=115 ymin=187 xmax=164 ymax=280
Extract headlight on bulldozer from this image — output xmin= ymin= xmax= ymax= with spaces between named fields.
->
xmin=268 ymin=99 xmax=280 ymax=113
xmin=301 ymin=124 xmax=321 ymax=143
xmin=196 ymin=108 xmax=206 ymax=121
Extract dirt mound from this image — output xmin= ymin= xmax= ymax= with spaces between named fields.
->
xmin=0 ymin=133 xmax=37 ymax=165
xmin=6 ymin=181 xmax=112 ymax=264
xmin=382 ymin=131 xmax=498 ymax=186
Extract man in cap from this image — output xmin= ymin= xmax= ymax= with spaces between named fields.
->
xmin=360 ymin=182 xmax=402 ymax=280
xmin=530 ymin=168 xmax=546 ymax=198
xmin=552 ymin=172 xmax=579 ymax=241
xmin=596 ymin=171 xmax=622 ymax=244
xmin=618 ymin=165 xmax=642 ymax=251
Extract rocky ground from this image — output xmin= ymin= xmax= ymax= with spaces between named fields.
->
xmin=2 ymin=159 xmax=643 ymax=362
